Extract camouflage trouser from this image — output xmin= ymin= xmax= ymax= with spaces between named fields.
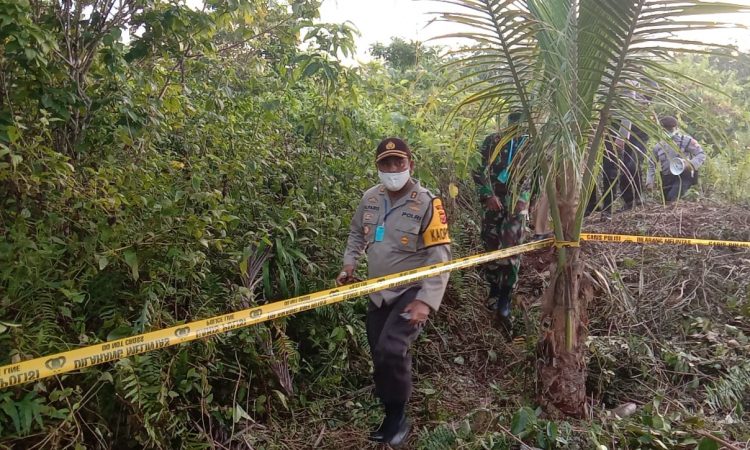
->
xmin=480 ymin=200 xmax=525 ymax=295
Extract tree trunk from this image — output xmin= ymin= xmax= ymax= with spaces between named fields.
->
xmin=536 ymin=246 xmax=591 ymax=418
xmin=536 ymin=163 xmax=591 ymax=418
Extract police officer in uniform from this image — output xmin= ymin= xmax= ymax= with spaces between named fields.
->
xmin=646 ymin=116 xmax=706 ymax=201
xmin=336 ymin=137 xmax=451 ymax=447
xmin=473 ymin=112 xmax=530 ymax=334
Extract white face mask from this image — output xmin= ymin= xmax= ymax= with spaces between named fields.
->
xmin=378 ymin=169 xmax=411 ymax=191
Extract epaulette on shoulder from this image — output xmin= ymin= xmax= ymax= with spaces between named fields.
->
xmin=360 ymin=185 xmax=384 ymax=206
xmin=363 ymin=184 xmax=384 ymax=197
xmin=417 ymin=186 xmax=436 ymax=201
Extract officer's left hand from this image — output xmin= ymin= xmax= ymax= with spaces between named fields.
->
xmin=403 ymin=300 xmax=430 ymax=327
xmin=614 ymin=137 xmax=625 ymax=151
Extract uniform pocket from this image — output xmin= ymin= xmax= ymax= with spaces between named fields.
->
xmin=394 ymin=221 xmax=420 ymax=252
xmin=362 ymin=212 xmax=379 ymax=243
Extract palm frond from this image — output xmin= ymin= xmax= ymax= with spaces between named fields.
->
xmin=437 ymin=0 xmax=748 ymax=240
xmin=435 ymin=0 xmax=540 ymax=122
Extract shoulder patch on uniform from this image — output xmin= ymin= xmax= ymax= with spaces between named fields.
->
xmin=423 ymin=198 xmax=451 ymax=247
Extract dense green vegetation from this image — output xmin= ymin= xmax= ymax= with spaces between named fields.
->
xmin=672 ymin=53 xmax=750 ymax=201
xmin=1 ymin=0 xmax=749 ymax=448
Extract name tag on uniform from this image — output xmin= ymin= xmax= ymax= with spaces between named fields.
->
xmin=374 ymin=225 xmax=385 ymax=242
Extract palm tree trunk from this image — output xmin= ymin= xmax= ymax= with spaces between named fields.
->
xmin=537 ymin=247 xmax=590 ymax=418
xmin=536 ymin=162 xmax=591 ymax=418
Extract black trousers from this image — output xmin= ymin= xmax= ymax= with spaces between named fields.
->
xmin=366 ymin=287 xmax=423 ymax=405
xmin=586 ymin=132 xmax=648 ymax=214
xmin=587 ymin=140 xmax=619 ymax=214
xmin=662 ymin=171 xmax=698 ymax=202
xmin=621 ymin=133 xmax=647 ymax=206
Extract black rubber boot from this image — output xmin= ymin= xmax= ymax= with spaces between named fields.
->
xmin=368 ymin=421 xmax=386 ymax=443
xmin=493 ymin=287 xmax=513 ymax=339
xmin=617 ymin=202 xmax=633 ymax=213
xmin=496 ymin=287 xmax=512 ymax=318
xmin=369 ymin=402 xmax=406 ymax=443
xmin=385 ymin=416 xmax=410 ymax=448
xmin=485 ymin=284 xmax=501 ymax=311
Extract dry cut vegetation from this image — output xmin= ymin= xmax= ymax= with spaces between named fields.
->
xmin=237 ymin=200 xmax=749 ymax=449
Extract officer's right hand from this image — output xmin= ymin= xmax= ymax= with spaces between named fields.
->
xmin=485 ymin=196 xmax=503 ymax=212
xmin=335 ymin=265 xmax=355 ymax=286
xmin=403 ymin=300 xmax=431 ymax=328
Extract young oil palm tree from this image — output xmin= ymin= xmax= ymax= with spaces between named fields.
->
xmin=438 ymin=0 xmax=748 ymax=416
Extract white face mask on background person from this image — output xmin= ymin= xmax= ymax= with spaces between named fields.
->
xmin=378 ymin=169 xmax=411 ymax=191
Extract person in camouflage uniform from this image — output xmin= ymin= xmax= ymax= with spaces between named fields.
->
xmin=472 ymin=112 xmax=530 ymax=333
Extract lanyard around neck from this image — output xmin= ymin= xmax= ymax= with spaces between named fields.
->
xmin=506 ymin=138 xmax=515 ymax=166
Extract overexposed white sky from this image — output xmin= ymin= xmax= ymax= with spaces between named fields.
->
xmin=318 ymin=0 xmax=462 ymax=63
xmin=319 ymin=0 xmax=750 ymax=63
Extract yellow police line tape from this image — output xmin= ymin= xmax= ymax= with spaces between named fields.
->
xmin=581 ymin=233 xmax=750 ymax=248
xmin=1 ymin=233 xmax=748 ymax=389
xmin=0 ymin=239 xmax=553 ymax=389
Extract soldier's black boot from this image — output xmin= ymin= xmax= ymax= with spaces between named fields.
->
xmin=485 ymin=285 xmax=501 ymax=311
xmin=493 ymin=287 xmax=513 ymax=339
